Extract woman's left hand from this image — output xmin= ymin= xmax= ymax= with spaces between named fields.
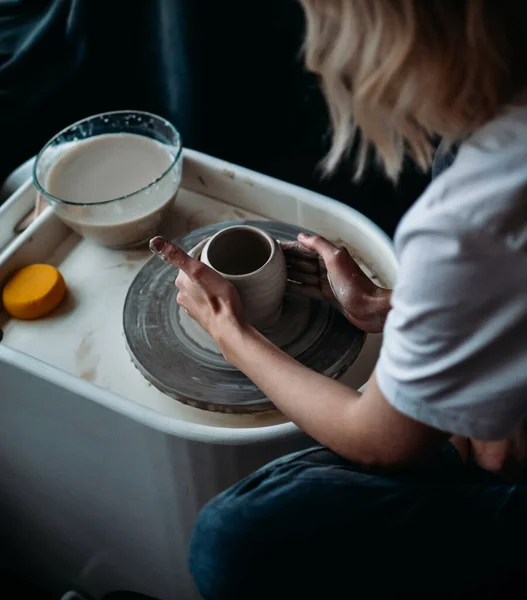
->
xmin=281 ymin=234 xmax=391 ymax=333
xmin=470 ymin=429 xmax=527 ymax=482
xmin=451 ymin=422 xmax=527 ymax=482
xmin=150 ymin=237 xmax=245 ymax=341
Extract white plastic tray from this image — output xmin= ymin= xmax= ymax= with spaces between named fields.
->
xmin=0 ymin=149 xmax=396 ymax=435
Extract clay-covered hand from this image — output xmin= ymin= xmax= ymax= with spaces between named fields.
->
xmin=280 ymin=233 xmax=391 ymax=334
xmin=150 ymin=237 xmax=245 ymax=339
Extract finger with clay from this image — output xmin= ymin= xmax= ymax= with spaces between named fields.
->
xmin=150 ymin=236 xmax=245 ymax=344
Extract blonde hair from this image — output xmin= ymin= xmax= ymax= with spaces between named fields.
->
xmin=299 ymin=0 xmax=527 ymax=181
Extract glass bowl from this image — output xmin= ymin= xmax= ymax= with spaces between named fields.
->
xmin=34 ymin=110 xmax=183 ymax=249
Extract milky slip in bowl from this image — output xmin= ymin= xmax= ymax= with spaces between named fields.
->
xmin=34 ymin=111 xmax=182 ymax=249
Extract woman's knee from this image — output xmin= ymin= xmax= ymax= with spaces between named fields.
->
xmin=188 ymin=497 xmax=223 ymax=599
xmin=188 ymin=486 xmax=265 ymax=600
xmin=188 ymin=453 xmax=318 ymax=599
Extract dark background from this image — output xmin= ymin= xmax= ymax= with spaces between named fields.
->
xmin=0 ymin=0 xmax=429 ymax=236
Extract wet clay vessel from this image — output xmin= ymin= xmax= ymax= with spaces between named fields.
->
xmin=200 ymin=225 xmax=287 ymax=330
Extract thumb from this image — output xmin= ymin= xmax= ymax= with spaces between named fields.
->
xmin=297 ymin=233 xmax=340 ymax=263
xmin=298 ymin=233 xmax=364 ymax=280
xmin=150 ymin=236 xmax=195 ymax=272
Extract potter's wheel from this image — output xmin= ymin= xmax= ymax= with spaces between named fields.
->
xmin=123 ymin=221 xmax=365 ymax=413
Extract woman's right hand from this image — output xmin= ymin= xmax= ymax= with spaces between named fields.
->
xmin=281 ymin=233 xmax=391 ymax=333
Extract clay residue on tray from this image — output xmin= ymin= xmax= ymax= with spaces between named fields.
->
xmin=104 ymin=261 xmax=141 ymax=272
xmin=75 ymin=331 xmax=100 ymax=383
xmin=75 ymin=336 xmax=91 ymax=362
xmin=80 ymin=366 xmax=97 ymax=382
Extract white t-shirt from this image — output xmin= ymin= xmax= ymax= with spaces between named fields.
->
xmin=376 ymin=100 xmax=527 ymax=440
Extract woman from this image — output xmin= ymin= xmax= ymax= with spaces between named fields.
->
xmin=151 ymin=1 xmax=527 ymax=597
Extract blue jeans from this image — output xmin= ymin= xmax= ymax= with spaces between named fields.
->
xmin=189 ymin=445 xmax=527 ymax=599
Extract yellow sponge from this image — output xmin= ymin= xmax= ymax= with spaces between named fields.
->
xmin=2 ymin=264 xmax=67 ymax=320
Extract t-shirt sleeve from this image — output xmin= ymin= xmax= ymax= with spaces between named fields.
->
xmin=376 ymin=215 xmax=527 ymax=440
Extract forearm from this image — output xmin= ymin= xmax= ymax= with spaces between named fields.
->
xmin=215 ymin=319 xmax=375 ymax=461
xmin=214 ymin=314 xmax=446 ymax=467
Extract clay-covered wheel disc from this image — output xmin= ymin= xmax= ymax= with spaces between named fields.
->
xmin=123 ymin=220 xmax=365 ymax=413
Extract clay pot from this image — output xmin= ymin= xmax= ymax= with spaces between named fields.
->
xmin=200 ymin=225 xmax=287 ymax=330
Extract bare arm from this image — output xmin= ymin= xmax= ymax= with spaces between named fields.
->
xmin=216 ymin=319 xmax=447 ymax=467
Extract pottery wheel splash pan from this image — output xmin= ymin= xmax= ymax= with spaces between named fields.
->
xmin=123 ymin=221 xmax=365 ymax=414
